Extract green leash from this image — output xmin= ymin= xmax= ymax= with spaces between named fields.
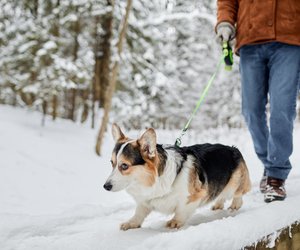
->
xmin=175 ymin=42 xmax=233 ymax=147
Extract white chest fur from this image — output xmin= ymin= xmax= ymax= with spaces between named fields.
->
xmin=127 ymin=149 xmax=193 ymax=214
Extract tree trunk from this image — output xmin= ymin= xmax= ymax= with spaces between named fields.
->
xmin=67 ymin=8 xmax=80 ymax=122
xmin=42 ymin=99 xmax=48 ymax=126
xmin=81 ymin=89 xmax=89 ymax=123
xmin=91 ymin=79 xmax=96 ymax=128
xmin=91 ymin=15 xmax=101 ymax=129
xmin=69 ymin=88 xmax=77 ymax=121
xmin=95 ymin=0 xmax=133 ymax=156
xmin=33 ymin=0 xmax=38 ymax=16
xmin=51 ymin=0 xmax=60 ymax=37
xmin=73 ymin=8 xmax=80 ymax=62
xmin=98 ymin=1 xmax=114 ymax=108
xmin=12 ymin=86 xmax=17 ymax=107
xmin=91 ymin=0 xmax=114 ymax=129
xmin=63 ymin=89 xmax=68 ymax=119
xmin=52 ymin=94 xmax=58 ymax=121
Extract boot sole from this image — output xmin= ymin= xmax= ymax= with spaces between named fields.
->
xmin=264 ymin=196 xmax=286 ymax=203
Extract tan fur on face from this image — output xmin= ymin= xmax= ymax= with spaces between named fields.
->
xmin=134 ymin=154 xmax=159 ymax=187
xmin=117 ymin=143 xmax=159 ymax=186
xmin=133 ymin=162 xmax=157 ymax=186
xmin=118 ymin=161 xmax=157 ymax=187
xmin=187 ymin=167 xmax=208 ymax=204
xmin=117 ymin=157 xmax=133 ymax=175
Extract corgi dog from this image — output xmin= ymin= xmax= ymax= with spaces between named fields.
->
xmin=103 ymin=124 xmax=251 ymax=230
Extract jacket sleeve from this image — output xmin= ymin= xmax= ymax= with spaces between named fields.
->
xmin=216 ymin=0 xmax=238 ymax=28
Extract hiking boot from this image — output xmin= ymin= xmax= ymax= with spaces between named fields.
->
xmin=259 ymin=170 xmax=267 ymax=193
xmin=264 ymin=177 xmax=286 ymax=203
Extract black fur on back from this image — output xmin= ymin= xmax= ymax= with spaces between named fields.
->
xmin=172 ymin=143 xmax=244 ymax=200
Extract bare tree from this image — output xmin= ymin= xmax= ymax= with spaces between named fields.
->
xmin=91 ymin=1 xmax=114 ymax=128
xmin=98 ymin=1 xmax=114 ymax=108
xmin=91 ymin=15 xmax=101 ymax=128
xmin=95 ymin=0 xmax=133 ymax=156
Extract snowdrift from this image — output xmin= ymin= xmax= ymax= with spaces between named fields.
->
xmin=1 ymin=105 xmax=300 ymax=250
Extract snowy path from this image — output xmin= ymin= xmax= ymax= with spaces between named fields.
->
xmin=1 ymin=105 xmax=300 ymax=250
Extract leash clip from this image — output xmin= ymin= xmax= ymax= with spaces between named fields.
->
xmin=175 ymin=138 xmax=181 ymax=147
xmin=175 ymin=127 xmax=187 ymax=147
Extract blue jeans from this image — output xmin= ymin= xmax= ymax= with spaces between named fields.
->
xmin=240 ymin=42 xmax=300 ymax=180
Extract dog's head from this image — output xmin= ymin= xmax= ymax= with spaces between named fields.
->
xmin=103 ymin=123 xmax=159 ymax=192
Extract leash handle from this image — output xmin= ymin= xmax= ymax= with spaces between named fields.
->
xmin=223 ymin=42 xmax=233 ymax=71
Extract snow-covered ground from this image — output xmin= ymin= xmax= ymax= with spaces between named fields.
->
xmin=1 ymin=105 xmax=300 ymax=250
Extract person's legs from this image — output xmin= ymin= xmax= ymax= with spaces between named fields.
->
xmin=240 ymin=45 xmax=270 ymax=168
xmin=266 ymin=42 xmax=300 ymax=180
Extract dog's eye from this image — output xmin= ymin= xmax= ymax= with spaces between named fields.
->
xmin=110 ymin=160 xmax=114 ymax=166
xmin=120 ymin=163 xmax=129 ymax=171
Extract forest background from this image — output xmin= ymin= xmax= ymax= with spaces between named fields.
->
xmin=1 ymin=0 xmax=299 ymax=154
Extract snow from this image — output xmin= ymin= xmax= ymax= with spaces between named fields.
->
xmin=1 ymin=105 xmax=300 ymax=250
xmin=18 ymin=41 xmax=38 ymax=54
xmin=138 ymin=9 xmax=216 ymax=27
xmin=60 ymin=14 xmax=78 ymax=25
xmin=43 ymin=41 xmax=57 ymax=50
xmin=36 ymin=41 xmax=57 ymax=57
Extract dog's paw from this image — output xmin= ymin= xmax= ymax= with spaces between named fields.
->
xmin=228 ymin=204 xmax=241 ymax=212
xmin=228 ymin=198 xmax=242 ymax=212
xmin=166 ymin=219 xmax=184 ymax=229
xmin=120 ymin=221 xmax=141 ymax=231
xmin=211 ymin=203 xmax=224 ymax=210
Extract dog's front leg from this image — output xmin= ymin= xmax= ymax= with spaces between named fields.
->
xmin=120 ymin=204 xmax=151 ymax=231
xmin=166 ymin=201 xmax=199 ymax=229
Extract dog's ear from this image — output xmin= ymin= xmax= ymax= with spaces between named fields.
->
xmin=138 ymin=128 xmax=157 ymax=159
xmin=112 ymin=123 xmax=126 ymax=142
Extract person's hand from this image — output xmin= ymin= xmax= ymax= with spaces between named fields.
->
xmin=216 ymin=22 xmax=236 ymax=47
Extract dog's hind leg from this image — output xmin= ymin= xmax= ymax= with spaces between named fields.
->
xmin=228 ymin=160 xmax=251 ymax=211
xmin=211 ymin=179 xmax=238 ymax=211
xmin=211 ymin=162 xmax=244 ymax=211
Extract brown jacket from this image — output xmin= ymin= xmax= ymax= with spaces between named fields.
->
xmin=217 ymin=0 xmax=300 ymax=51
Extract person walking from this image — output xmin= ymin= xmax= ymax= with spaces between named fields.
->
xmin=215 ymin=0 xmax=300 ymax=202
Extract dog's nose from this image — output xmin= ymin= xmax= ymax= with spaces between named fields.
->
xmin=103 ymin=182 xmax=113 ymax=191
